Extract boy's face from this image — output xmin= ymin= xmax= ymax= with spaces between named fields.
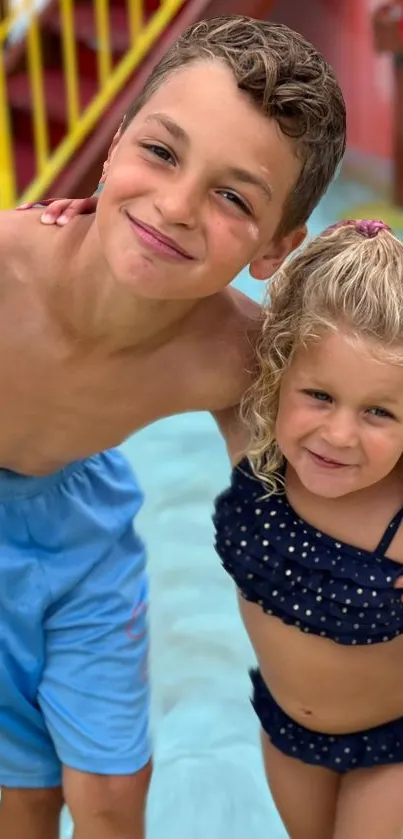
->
xmin=96 ymin=60 xmax=304 ymax=301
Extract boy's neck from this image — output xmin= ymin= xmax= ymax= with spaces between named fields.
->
xmin=47 ymin=216 xmax=200 ymax=351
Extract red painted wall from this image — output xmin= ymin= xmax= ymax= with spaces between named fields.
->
xmin=270 ymin=0 xmax=394 ymax=163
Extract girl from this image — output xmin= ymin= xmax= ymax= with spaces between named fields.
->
xmin=214 ymin=220 xmax=403 ymax=839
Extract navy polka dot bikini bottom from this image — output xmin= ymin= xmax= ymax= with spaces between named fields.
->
xmin=251 ymin=668 xmax=403 ymax=772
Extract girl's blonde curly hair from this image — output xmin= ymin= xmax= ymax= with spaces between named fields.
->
xmin=241 ymin=220 xmax=403 ymax=493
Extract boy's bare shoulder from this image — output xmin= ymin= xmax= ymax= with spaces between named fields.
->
xmin=0 ymin=210 xmax=20 ymax=250
xmin=214 ymin=286 xmax=262 ymax=378
xmin=0 ymin=209 xmax=52 ymax=273
xmin=225 ymin=286 xmax=262 ymax=331
xmin=187 ymin=286 xmax=262 ymax=412
xmin=211 ymin=286 xmax=262 ymax=350
xmin=0 ymin=208 xmax=37 ymax=237
xmin=208 ymin=289 xmax=260 ymax=460
xmin=0 ymin=210 xmax=33 ymax=285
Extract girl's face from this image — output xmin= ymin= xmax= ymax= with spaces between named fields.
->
xmin=275 ymin=331 xmax=403 ymax=499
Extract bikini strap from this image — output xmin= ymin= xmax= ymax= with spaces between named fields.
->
xmin=376 ymin=507 xmax=403 ymax=554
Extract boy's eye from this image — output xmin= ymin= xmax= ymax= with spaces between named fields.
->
xmin=141 ymin=143 xmax=175 ymax=164
xmin=218 ymin=190 xmax=252 ymax=215
xmin=366 ymin=406 xmax=395 ymax=420
xmin=303 ymin=389 xmax=332 ymax=403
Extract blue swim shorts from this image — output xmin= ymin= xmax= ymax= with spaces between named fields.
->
xmin=0 ymin=449 xmax=150 ymax=788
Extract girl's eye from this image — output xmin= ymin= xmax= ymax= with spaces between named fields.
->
xmin=218 ymin=190 xmax=252 ymax=215
xmin=303 ymin=389 xmax=332 ymax=403
xmin=366 ymin=406 xmax=395 ymax=420
xmin=141 ymin=143 xmax=175 ymax=164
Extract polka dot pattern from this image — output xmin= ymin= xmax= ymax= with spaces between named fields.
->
xmin=251 ymin=668 xmax=403 ymax=772
xmin=213 ymin=459 xmax=403 ymax=646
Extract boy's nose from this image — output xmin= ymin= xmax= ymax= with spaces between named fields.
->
xmin=155 ymin=179 xmax=200 ymax=228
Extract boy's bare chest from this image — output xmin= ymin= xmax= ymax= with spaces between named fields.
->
xmin=0 ymin=305 xmax=236 ymax=474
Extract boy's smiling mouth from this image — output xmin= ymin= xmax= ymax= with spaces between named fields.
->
xmin=125 ymin=212 xmax=195 ymax=261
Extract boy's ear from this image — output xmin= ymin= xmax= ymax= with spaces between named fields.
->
xmin=249 ymin=225 xmax=307 ymax=281
xmin=99 ymin=123 xmax=124 ymax=183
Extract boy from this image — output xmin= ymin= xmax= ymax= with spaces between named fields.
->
xmin=0 ymin=15 xmax=345 ymax=839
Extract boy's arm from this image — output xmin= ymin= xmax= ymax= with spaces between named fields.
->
xmin=17 ymin=195 xmax=99 ymax=224
xmin=213 ymin=405 xmax=249 ymax=467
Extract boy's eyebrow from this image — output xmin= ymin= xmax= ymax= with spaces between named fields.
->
xmin=226 ymin=167 xmax=273 ymax=201
xmin=145 ymin=113 xmax=189 ymax=144
xmin=144 ymin=112 xmax=273 ymax=201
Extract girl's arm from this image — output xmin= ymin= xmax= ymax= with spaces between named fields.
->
xmin=17 ymin=194 xmax=99 ymax=224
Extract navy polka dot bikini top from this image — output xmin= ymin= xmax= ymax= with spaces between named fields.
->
xmin=213 ymin=458 xmax=403 ymax=646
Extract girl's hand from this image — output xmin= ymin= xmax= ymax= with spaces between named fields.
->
xmin=17 ymin=195 xmax=99 ymax=225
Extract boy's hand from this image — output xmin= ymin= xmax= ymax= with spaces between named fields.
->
xmin=17 ymin=195 xmax=99 ymax=225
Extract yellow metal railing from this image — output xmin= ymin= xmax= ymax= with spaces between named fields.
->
xmin=0 ymin=0 xmax=185 ymax=209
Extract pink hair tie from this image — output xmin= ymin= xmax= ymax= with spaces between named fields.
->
xmin=324 ymin=219 xmax=391 ymax=238
xmin=355 ymin=219 xmax=391 ymax=238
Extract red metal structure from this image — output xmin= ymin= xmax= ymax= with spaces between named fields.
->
xmin=373 ymin=1 xmax=403 ymax=204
